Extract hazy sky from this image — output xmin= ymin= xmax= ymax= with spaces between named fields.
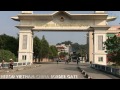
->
xmin=0 ymin=11 xmax=120 ymax=45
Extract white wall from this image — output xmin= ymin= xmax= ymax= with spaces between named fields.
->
xmin=94 ymin=31 xmax=107 ymax=65
xmin=94 ymin=54 xmax=107 ymax=65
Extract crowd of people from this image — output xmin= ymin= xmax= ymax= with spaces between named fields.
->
xmin=0 ymin=58 xmax=14 ymax=69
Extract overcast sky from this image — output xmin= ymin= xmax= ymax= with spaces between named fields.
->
xmin=0 ymin=11 xmax=120 ymax=45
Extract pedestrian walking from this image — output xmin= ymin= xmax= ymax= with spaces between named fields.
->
xmin=65 ymin=55 xmax=69 ymax=64
xmin=0 ymin=63 xmax=2 ymax=70
xmin=67 ymin=60 xmax=69 ymax=64
xmin=65 ymin=59 xmax=67 ymax=64
xmin=90 ymin=61 xmax=92 ymax=67
xmin=64 ymin=56 xmax=67 ymax=64
xmin=57 ymin=59 xmax=59 ymax=64
xmin=1 ymin=59 xmax=5 ymax=69
xmin=77 ymin=58 xmax=79 ymax=65
xmin=9 ymin=59 xmax=14 ymax=69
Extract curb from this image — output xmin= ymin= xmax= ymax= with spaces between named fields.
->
xmin=1 ymin=64 xmax=41 ymax=74
xmin=78 ymin=67 xmax=92 ymax=79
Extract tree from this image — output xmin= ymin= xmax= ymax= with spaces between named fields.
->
xmin=49 ymin=45 xmax=58 ymax=59
xmin=0 ymin=34 xmax=18 ymax=57
xmin=59 ymin=52 xmax=68 ymax=59
xmin=104 ymin=35 xmax=120 ymax=65
xmin=33 ymin=36 xmax=41 ymax=62
xmin=0 ymin=49 xmax=17 ymax=62
xmin=56 ymin=41 xmax=72 ymax=45
xmin=79 ymin=44 xmax=87 ymax=57
xmin=71 ymin=43 xmax=80 ymax=52
xmin=41 ymin=35 xmax=49 ymax=60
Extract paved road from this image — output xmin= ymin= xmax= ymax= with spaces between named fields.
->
xmin=0 ymin=62 xmax=85 ymax=79
xmin=1 ymin=62 xmax=119 ymax=79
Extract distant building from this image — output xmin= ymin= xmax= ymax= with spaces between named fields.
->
xmin=107 ymin=26 xmax=120 ymax=37
xmin=56 ymin=44 xmax=72 ymax=55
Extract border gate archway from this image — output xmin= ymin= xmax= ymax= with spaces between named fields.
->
xmin=12 ymin=11 xmax=116 ymax=65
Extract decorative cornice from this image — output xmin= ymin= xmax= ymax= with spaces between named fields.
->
xmin=107 ymin=16 xmax=117 ymax=22
xmin=11 ymin=11 xmax=109 ymax=21
xmin=16 ymin=25 xmax=34 ymax=29
xmin=21 ymin=11 xmax=33 ymax=14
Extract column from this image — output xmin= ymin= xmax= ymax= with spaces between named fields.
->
xmin=18 ymin=29 xmax=33 ymax=64
xmin=93 ymin=30 xmax=108 ymax=65
xmin=88 ymin=31 xmax=94 ymax=63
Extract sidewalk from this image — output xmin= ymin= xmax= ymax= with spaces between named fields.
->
xmin=78 ymin=62 xmax=119 ymax=79
xmin=0 ymin=64 xmax=41 ymax=74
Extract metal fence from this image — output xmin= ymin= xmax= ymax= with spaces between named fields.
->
xmin=0 ymin=62 xmax=31 ymax=69
xmin=91 ymin=64 xmax=120 ymax=78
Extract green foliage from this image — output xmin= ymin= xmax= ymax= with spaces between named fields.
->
xmin=76 ymin=53 xmax=81 ymax=57
xmin=71 ymin=43 xmax=87 ymax=57
xmin=0 ymin=34 xmax=18 ymax=57
xmin=33 ymin=36 xmax=41 ymax=60
xmin=0 ymin=49 xmax=17 ymax=62
xmin=71 ymin=43 xmax=80 ymax=51
xmin=57 ymin=41 xmax=73 ymax=45
xmin=104 ymin=35 xmax=120 ymax=65
xmin=59 ymin=52 xmax=68 ymax=59
xmin=33 ymin=35 xmax=58 ymax=61
xmin=33 ymin=37 xmax=87 ymax=62
xmin=41 ymin=35 xmax=49 ymax=59
xmin=49 ymin=45 xmax=58 ymax=59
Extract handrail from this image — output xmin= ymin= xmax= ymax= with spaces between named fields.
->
xmin=0 ymin=62 xmax=31 ymax=69
xmin=91 ymin=64 xmax=120 ymax=77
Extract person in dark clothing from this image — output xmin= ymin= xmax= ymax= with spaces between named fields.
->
xmin=1 ymin=60 xmax=5 ymax=69
xmin=9 ymin=59 xmax=14 ymax=69
xmin=90 ymin=61 xmax=92 ymax=67
xmin=57 ymin=59 xmax=59 ymax=64
xmin=90 ymin=61 xmax=92 ymax=64
xmin=77 ymin=58 xmax=79 ymax=65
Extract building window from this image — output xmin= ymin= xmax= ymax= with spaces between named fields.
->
xmin=98 ymin=57 xmax=103 ymax=62
xmin=98 ymin=35 xmax=103 ymax=50
xmin=22 ymin=55 xmax=27 ymax=60
xmin=22 ymin=35 xmax=27 ymax=49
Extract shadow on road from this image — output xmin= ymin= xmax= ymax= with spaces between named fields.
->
xmin=33 ymin=62 xmax=55 ymax=64
xmin=63 ymin=67 xmax=79 ymax=71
